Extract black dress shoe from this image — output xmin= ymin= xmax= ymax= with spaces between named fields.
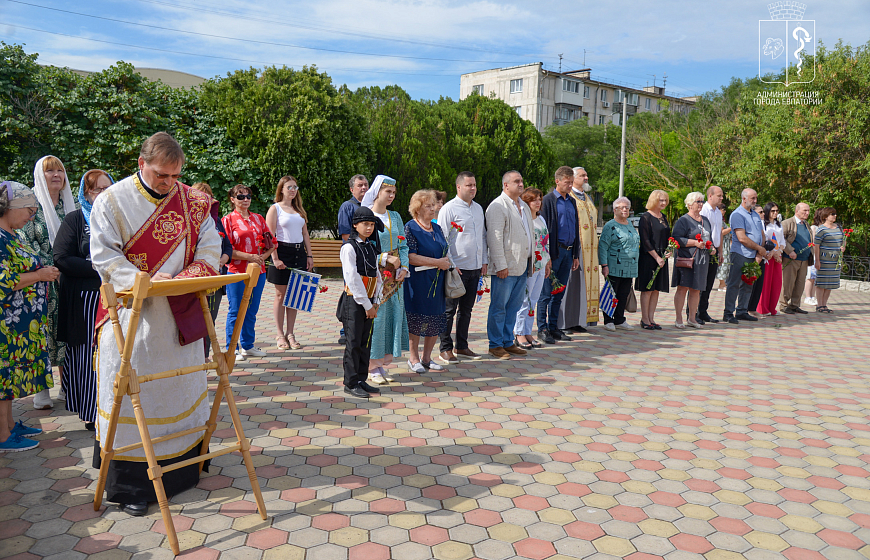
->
xmin=552 ymin=329 xmax=573 ymax=341
xmin=338 ymin=336 xmax=346 ymax=345
xmin=538 ymin=329 xmax=556 ymax=344
xmin=343 ymin=385 xmax=371 ymax=398
xmin=84 ymin=422 xmax=96 ymax=431
xmin=121 ymin=502 xmax=148 ymax=517
xmin=358 ymin=381 xmax=381 ymax=394
xmin=793 ymin=307 xmax=808 ymax=314
xmin=569 ymin=325 xmax=588 ymax=334
xmin=700 ymin=314 xmax=719 ymax=324
xmin=695 ymin=317 xmax=706 ymax=326
xmin=736 ymin=313 xmax=758 ymax=322
xmin=724 ymin=316 xmax=739 ymax=324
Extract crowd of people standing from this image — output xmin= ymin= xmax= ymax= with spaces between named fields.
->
xmin=0 ymin=135 xmax=853 ymax=504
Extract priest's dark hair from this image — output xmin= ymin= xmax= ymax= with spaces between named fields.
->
xmin=140 ymin=132 xmax=185 ymax=166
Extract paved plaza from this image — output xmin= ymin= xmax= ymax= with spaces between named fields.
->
xmin=2 ymin=281 xmax=870 ymax=560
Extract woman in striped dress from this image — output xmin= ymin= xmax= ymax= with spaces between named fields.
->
xmin=812 ymin=207 xmax=844 ymax=313
xmin=53 ymin=170 xmax=112 ymax=430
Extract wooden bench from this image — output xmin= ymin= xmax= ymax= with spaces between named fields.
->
xmin=310 ymin=239 xmax=342 ymax=268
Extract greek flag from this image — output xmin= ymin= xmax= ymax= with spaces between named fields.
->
xmin=283 ymin=269 xmax=322 ymax=312
xmin=475 ymin=277 xmax=485 ymax=303
xmin=599 ymin=279 xmax=617 ymax=317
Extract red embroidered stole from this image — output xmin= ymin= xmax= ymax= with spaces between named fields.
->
xmin=95 ymin=177 xmax=216 ymax=345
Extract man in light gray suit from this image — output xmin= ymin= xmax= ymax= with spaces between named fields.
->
xmin=485 ymin=171 xmax=533 ymax=359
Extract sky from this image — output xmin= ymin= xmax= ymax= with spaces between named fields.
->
xmin=2 ymin=0 xmax=868 ymax=100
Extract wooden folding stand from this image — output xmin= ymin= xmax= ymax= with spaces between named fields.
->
xmin=92 ymin=263 xmax=267 ymax=555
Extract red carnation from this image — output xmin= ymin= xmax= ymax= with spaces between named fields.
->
xmin=528 ymin=310 xmax=534 ymax=317
xmin=695 ymin=234 xmax=703 ymax=241
xmin=383 ymin=270 xmax=393 ymax=278
xmin=484 ymin=288 xmax=491 ymax=293
xmin=477 ymin=290 xmax=484 ymax=296
xmin=705 ymin=240 xmax=712 ymax=249
xmin=450 ymin=221 xmax=464 ymax=232
xmin=319 ymin=285 xmax=328 ymax=293
xmin=398 ymin=235 xmax=406 ymax=241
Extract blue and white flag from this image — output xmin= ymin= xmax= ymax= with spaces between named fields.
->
xmin=283 ymin=269 xmax=322 ymax=312
xmin=599 ymin=279 xmax=617 ymax=317
xmin=475 ymin=277 xmax=485 ymax=303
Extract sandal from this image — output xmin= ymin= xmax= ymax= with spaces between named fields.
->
xmin=529 ymin=338 xmax=543 ymax=348
xmin=287 ymin=333 xmax=303 ymax=349
xmin=651 ymin=322 xmax=662 ymax=330
xmin=514 ymin=336 xmax=532 ymax=350
xmin=276 ymin=336 xmax=290 ymax=350
xmin=817 ymin=306 xmax=833 ymax=314
xmin=640 ymin=321 xmax=655 ymax=331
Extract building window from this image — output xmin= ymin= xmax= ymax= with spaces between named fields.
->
xmin=510 ymin=79 xmax=523 ymax=93
xmin=583 ymin=86 xmax=590 ymax=98
xmin=472 ymin=84 xmax=484 ymax=95
xmin=627 ymin=93 xmax=639 ymax=106
xmin=645 ymin=98 xmax=651 ymax=110
xmin=562 ymin=80 xmax=580 ymax=93
xmin=599 ymin=115 xmax=606 ymax=125
xmin=614 ymin=90 xmax=624 ymax=103
xmin=514 ymin=106 xmax=522 ymax=117
xmin=656 ymin=102 xmax=661 ymax=111
xmin=600 ymin=90 xmax=608 ymax=102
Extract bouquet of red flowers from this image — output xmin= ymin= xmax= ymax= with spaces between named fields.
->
xmin=549 ymin=273 xmax=566 ymax=295
xmin=740 ymin=260 xmax=762 ymax=285
xmin=838 ymin=228 xmax=853 ymax=270
xmin=646 ymin=237 xmax=680 ymax=290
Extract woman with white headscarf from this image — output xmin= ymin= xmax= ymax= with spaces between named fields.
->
xmin=0 ymin=181 xmax=60 ymax=451
xmin=21 ymin=156 xmax=78 ymax=410
xmin=361 ymin=175 xmax=410 ymax=385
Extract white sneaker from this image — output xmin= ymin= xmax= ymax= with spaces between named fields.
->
xmin=32 ymin=389 xmax=53 ymax=410
xmin=811 ymin=297 xmax=818 ymax=306
xmin=604 ymin=323 xmax=616 ymax=332
xmin=235 ymin=350 xmax=247 ymax=362
xmin=407 ymin=360 xmax=426 ymax=373
xmin=57 ymin=387 xmax=66 ymax=401
xmin=615 ymin=322 xmax=634 ymax=331
xmin=425 ymin=361 xmax=445 ymax=371
xmin=240 ymin=347 xmax=267 ymax=357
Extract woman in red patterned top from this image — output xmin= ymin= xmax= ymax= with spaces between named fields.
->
xmin=222 ymin=184 xmax=274 ymax=360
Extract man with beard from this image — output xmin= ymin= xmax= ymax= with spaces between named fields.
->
xmin=558 ymin=167 xmax=599 ymax=334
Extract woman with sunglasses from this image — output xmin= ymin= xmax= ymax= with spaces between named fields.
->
xmin=812 ymin=207 xmax=844 ymax=313
xmin=223 ymin=184 xmax=275 ymax=359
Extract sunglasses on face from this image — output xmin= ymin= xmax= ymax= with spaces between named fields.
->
xmin=234 ymin=194 xmax=252 ymax=200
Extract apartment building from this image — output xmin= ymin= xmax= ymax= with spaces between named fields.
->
xmin=460 ymin=62 xmax=696 ymax=132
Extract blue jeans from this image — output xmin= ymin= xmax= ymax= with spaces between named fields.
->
xmin=537 ymin=248 xmax=572 ymax=331
xmin=225 ymin=271 xmax=266 ymax=351
xmin=487 ymin=274 xmax=527 ymax=349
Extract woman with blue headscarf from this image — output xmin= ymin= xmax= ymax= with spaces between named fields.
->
xmin=53 ymin=169 xmax=112 ymax=431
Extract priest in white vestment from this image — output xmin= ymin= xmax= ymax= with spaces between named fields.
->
xmin=89 ymin=133 xmax=221 ymax=515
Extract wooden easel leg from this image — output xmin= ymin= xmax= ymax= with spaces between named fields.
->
xmin=130 ymin=392 xmax=180 ymax=555
xmin=219 ymin=368 xmax=267 ymax=519
xmin=198 ymin=292 xmax=224 ymax=472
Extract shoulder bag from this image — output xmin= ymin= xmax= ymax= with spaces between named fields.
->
xmin=444 ymin=268 xmax=466 ymax=299
xmin=675 ymin=248 xmax=697 ymax=269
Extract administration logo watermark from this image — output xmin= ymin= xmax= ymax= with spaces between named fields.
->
xmin=759 ymin=1 xmax=815 ymax=86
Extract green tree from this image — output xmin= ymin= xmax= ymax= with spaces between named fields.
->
xmin=200 ymin=66 xmax=373 ymax=231
xmin=713 ymin=41 xmax=870 ymax=255
xmin=543 ymin=119 xmax=625 ymax=201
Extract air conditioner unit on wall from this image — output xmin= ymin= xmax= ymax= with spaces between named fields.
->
xmin=601 ymin=101 xmax=610 ymax=108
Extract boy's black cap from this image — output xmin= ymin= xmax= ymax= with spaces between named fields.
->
xmin=352 ymin=206 xmax=384 ymax=232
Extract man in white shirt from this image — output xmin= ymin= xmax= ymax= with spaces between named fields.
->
xmin=485 ymin=171 xmax=533 ymax=359
xmin=438 ymin=172 xmax=488 ymax=363
xmin=696 ymin=185 xmax=724 ymax=324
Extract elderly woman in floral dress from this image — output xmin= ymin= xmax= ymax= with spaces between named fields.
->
xmin=0 ymin=181 xmax=59 ymax=451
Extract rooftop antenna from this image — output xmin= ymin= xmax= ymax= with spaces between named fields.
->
xmin=648 ymin=74 xmax=656 ymax=87
xmin=558 ymin=54 xmax=563 ymax=73
xmin=662 ymin=73 xmax=668 ymax=90
xmin=583 ymin=49 xmax=587 ymax=66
